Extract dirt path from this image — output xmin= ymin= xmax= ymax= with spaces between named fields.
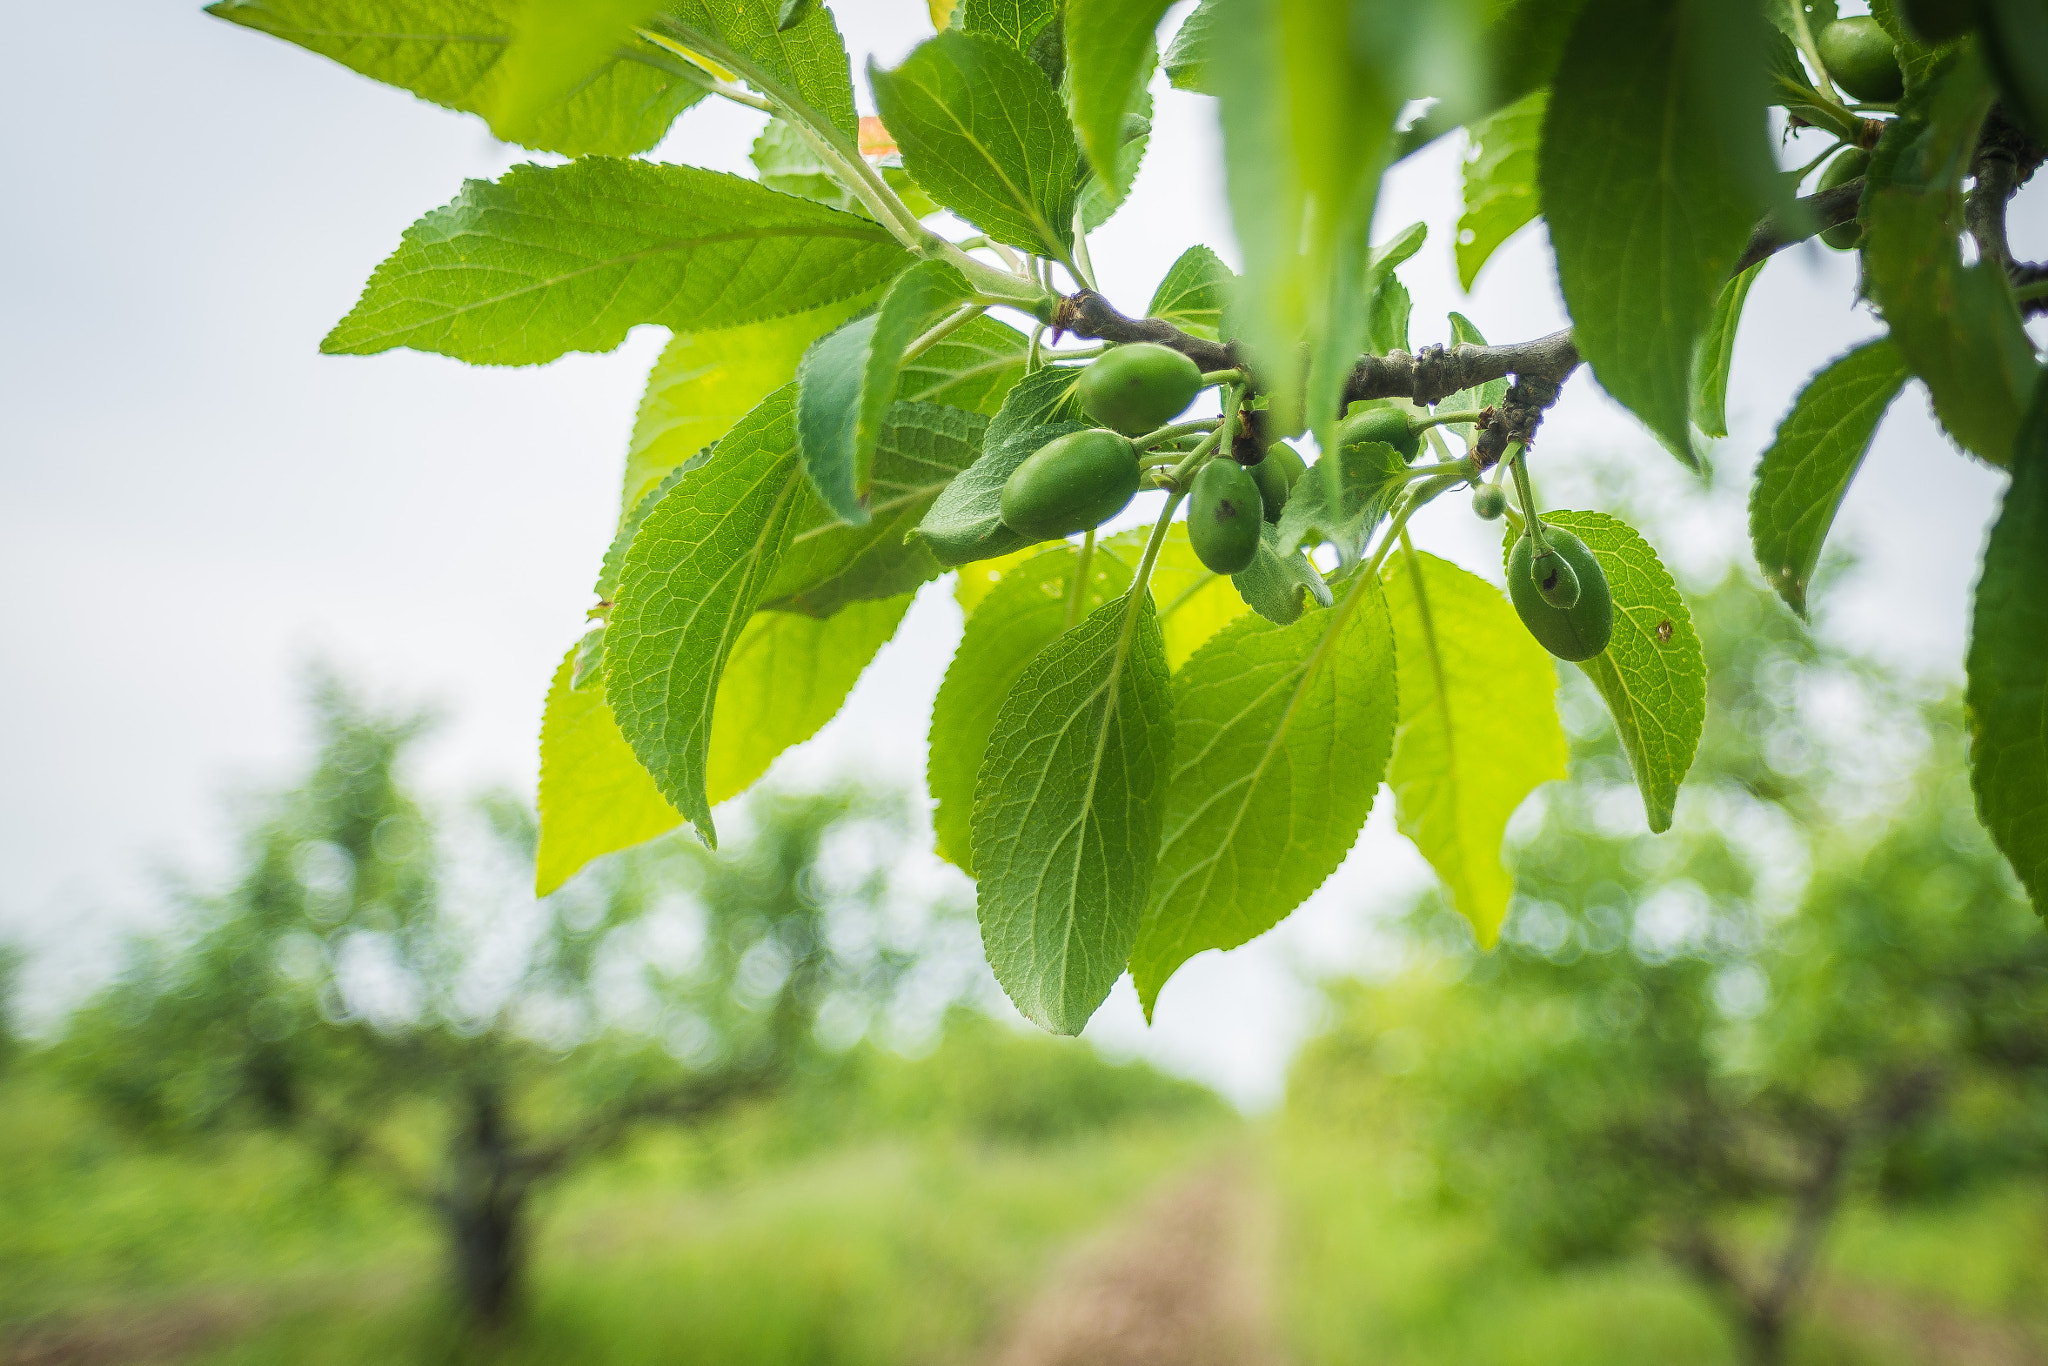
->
xmin=980 ymin=1157 xmax=1286 ymax=1366
xmin=1815 ymin=1280 xmax=2048 ymax=1366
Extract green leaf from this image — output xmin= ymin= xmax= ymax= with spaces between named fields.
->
xmin=1131 ymin=570 xmax=1397 ymax=1016
xmin=897 ymin=316 xmax=1031 ymax=414
xmin=706 ymin=596 xmax=913 ymax=803
xmin=869 ymin=31 xmax=1081 ymax=260
xmin=1213 ymin=0 xmax=1402 ymax=447
xmin=963 ymin=0 xmax=1056 ymax=53
xmin=1394 ymin=0 xmax=1578 ymax=152
xmin=913 ymin=363 xmax=1087 ymax=566
xmin=537 ymin=648 xmax=683 ymax=896
xmin=1439 ymin=313 xmax=1508 ymax=450
xmin=1864 ymin=51 xmax=2039 ymax=468
xmin=953 ymin=544 xmax=1054 ymax=617
xmin=929 ymin=545 xmax=1136 ymax=873
xmin=1691 ymin=263 xmax=1760 ymax=440
xmin=1067 ymin=0 xmax=1172 ymax=199
xmin=581 ymin=466 xmax=693 ymax=705
xmin=486 ymin=0 xmax=662 ymax=146
xmin=1160 ymin=0 xmax=1220 ymax=93
xmin=571 ymin=624 xmax=608 ymax=690
xmin=1077 ymin=97 xmax=1154 ymax=232
xmin=325 ymin=160 xmax=911 ymax=366
xmin=1233 ymin=521 xmax=1334 ymax=626
xmin=1537 ymin=511 xmax=1706 ymax=834
xmin=752 ymin=116 xmax=863 ymax=213
xmin=620 ymin=299 xmax=867 ymax=514
xmin=1383 ymin=547 xmax=1566 ymax=947
xmin=1146 ymin=246 xmax=1234 ymax=342
xmin=607 ymin=386 xmax=809 ymax=846
xmin=971 ymin=592 xmax=1174 ymax=1034
xmin=1977 ymin=0 xmax=2048 ymax=140
xmin=538 ymin=594 xmax=907 ymax=891
xmin=1749 ymin=338 xmax=1908 ymax=618
xmin=1105 ymin=524 xmax=1252 ymax=670
xmin=751 ymin=117 xmax=942 ymax=222
xmin=765 ymin=402 xmax=989 ymax=615
xmin=1276 ymin=440 xmax=1410 ymax=564
xmin=1361 ymin=222 xmax=1426 ymax=359
xmin=1967 ymin=380 xmax=2048 ymax=917
xmin=205 ymin=0 xmax=704 ymax=156
xmin=1540 ymin=0 xmax=1776 ymax=459
xmin=1456 ymin=89 xmax=1545 ymax=291
xmin=661 ymin=0 xmax=859 ymax=136
xmin=796 ymin=261 xmax=974 ymax=525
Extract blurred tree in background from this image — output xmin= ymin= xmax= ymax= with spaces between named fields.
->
xmin=1293 ymin=570 xmax=2048 ymax=1366
xmin=56 ymin=678 xmax=967 ymax=1330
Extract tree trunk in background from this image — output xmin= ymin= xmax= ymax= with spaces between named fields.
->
xmin=442 ymin=1083 xmax=529 ymax=1332
xmin=1741 ymin=1308 xmax=1786 ymax=1366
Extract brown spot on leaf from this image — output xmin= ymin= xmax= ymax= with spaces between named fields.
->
xmin=1656 ymin=619 xmax=1673 ymax=643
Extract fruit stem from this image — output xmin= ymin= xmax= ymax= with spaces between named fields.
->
xmin=1398 ymin=459 xmax=1474 ymax=484
xmin=1785 ymin=4 xmax=1844 ymax=105
xmin=1199 ymin=369 xmax=1245 ymax=387
xmin=1065 ymin=527 xmax=1096 ymax=631
xmin=1132 ymin=418 xmax=1222 ymax=450
xmin=1152 ymin=426 xmax=1225 ymax=492
xmin=1506 ymin=447 xmax=1549 ymax=556
xmin=1120 ymin=488 xmax=1188 ymax=635
xmin=1364 ymin=474 xmax=1457 ymax=580
xmin=1415 ymin=408 xmax=1488 ymax=431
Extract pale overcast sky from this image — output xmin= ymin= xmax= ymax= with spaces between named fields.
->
xmin=3 ymin=1 xmax=2037 ymax=1105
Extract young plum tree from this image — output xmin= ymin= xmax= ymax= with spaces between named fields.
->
xmin=58 ymin=678 xmax=954 ymax=1328
xmin=205 ymin=0 xmax=2048 ymax=1042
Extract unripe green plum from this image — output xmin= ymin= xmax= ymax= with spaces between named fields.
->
xmin=1252 ymin=443 xmax=1306 ymax=523
xmin=1188 ymin=458 xmax=1262 ymax=574
xmin=1076 ymin=343 xmax=1204 ymax=436
xmin=1507 ymin=525 xmax=1613 ymax=661
xmin=1471 ymin=483 xmax=1508 ymax=521
xmin=1818 ymin=17 xmax=1905 ymax=102
xmin=1818 ymin=148 xmax=1869 ymax=250
xmin=1899 ymin=0 xmax=1977 ymax=43
xmin=1337 ymin=404 xmax=1421 ymax=463
xmin=999 ymin=429 xmax=1141 ymax=541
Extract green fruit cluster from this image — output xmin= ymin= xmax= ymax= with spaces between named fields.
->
xmin=999 ymin=429 xmax=1141 ymax=541
xmin=1818 ymin=148 xmax=1870 ymax=250
xmin=1817 ymin=17 xmax=1904 ymax=102
xmin=1077 ymin=342 xmax=1203 ymax=436
xmin=1252 ymin=443 xmax=1305 ymax=523
xmin=1188 ymin=459 xmax=1262 ymax=574
xmin=1507 ymin=525 xmax=1613 ymax=662
xmin=1337 ymin=404 xmax=1420 ymax=463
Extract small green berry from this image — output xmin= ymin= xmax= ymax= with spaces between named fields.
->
xmin=1471 ymin=484 xmax=1508 ymax=521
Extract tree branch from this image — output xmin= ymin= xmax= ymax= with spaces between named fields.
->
xmin=1051 ymin=181 xmax=1872 ymax=467
xmin=516 ymin=1065 xmax=778 ymax=1183
xmin=1731 ymin=179 xmax=1865 ymax=275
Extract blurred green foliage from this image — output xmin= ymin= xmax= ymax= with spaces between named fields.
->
xmin=21 ymin=675 xmax=1223 ymax=1340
